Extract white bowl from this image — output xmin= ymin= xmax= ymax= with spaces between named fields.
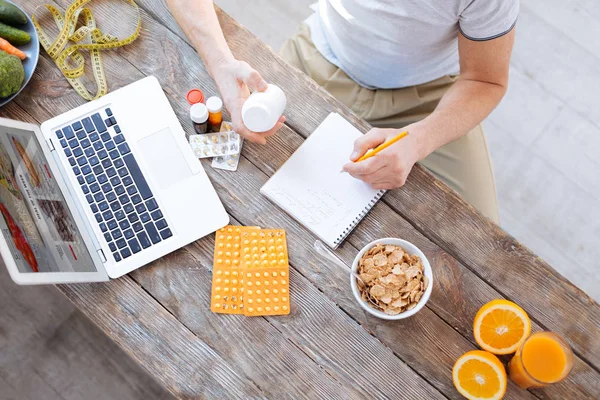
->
xmin=350 ymin=238 xmax=433 ymax=320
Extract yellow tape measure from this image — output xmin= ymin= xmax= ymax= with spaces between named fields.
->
xmin=32 ymin=0 xmax=141 ymax=101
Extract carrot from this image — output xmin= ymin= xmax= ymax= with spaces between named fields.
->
xmin=0 ymin=37 xmax=25 ymax=60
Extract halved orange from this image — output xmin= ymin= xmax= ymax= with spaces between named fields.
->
xmin=453 ymin=350 xmax=507 ymax=400
xmin=473 ymin=299 xmax=531 ymax=355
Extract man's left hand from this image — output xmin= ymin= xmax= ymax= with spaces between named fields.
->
xmin=342 ymin=126 xmax=426 ymax=190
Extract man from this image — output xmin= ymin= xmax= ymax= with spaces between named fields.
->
xmin=167 ymin=0 xmax=519 ymax=223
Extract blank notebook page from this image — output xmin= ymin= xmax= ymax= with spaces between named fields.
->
xmin=261 ymin=113 xmax=384 ymax=248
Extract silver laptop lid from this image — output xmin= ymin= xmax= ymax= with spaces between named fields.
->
xmin=0 ymin=118 xmax=108 ymax=284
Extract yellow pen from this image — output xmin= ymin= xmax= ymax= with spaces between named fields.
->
xmin=355 ymin=131 xmax=409 ymax=162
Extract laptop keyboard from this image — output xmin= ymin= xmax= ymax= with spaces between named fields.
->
xmin=55 ymin=108 xmax=172 ymax=263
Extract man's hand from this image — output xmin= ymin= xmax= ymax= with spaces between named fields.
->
xmin=213 ymin=59 xmax=285 ymax=144
xmin=342 ymin=126 xmax=426 ymax=190
xmin=165 ymin=0 xmax=285 ymax=143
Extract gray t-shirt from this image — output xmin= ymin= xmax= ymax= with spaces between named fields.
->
xmin=305 ymin=0 xmax=519 ymax=89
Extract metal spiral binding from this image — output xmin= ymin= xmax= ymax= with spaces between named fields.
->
xmin=334 ymin=190 xmax=386 ymax=245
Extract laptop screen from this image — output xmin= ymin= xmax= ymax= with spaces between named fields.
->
xmin=0 ymin=125 xmax=96 ymax=273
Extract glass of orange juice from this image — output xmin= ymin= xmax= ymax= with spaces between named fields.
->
xmin=508 ymin=331 xmax=574 ymax=389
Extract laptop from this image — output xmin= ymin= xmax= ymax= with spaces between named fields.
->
xmin=0 ymin=76 xmax=229 ymax=284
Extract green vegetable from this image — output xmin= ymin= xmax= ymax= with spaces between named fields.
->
xmin=0 ymin=21 xmax=29 ymax=45
xmin=0 ymin=50 xmax=24 ymax=98
xmin=0 ymin=0 xmax=27 ymax=26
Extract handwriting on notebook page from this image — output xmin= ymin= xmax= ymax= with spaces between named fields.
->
xmin=266 ymin=184 xmax=353 ymax=230
xmin=261 ymin=113 xmax=384 ymax=248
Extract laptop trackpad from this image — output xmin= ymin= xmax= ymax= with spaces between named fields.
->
xmin=137 ymin=128 xmax=191 ymax=189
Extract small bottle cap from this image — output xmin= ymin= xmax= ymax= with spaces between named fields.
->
xmin=186 ymin=89 xmax=205 ymax=105
xmin=190 ymin=103 xmax=209 ymax=123
xmin=206 ymin=96 xmax=223 ymax=113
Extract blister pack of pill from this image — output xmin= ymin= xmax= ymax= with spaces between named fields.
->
xmin=211 ymin=225 xmax=261 ymax=314
xmin=212 ymin=121 xmax=243 ymax=171
xmin=243 ymin=268 xmax=290 ymax=316
xmin=210 ymin=226 xmax=247 ymax=314
xmin=210 ymin=225 xmax=291 ymax=316
xmin=240 ymin=228 xmax=290 ymax=316
xmin=212 ymin=150 xmax=242 ymax=171
xmin=189 ymin=131 xmax=242 ymax=159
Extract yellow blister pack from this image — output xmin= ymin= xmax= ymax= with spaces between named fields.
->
xmin=243 ymin=268 xmax=290 ymax=316
xmin=210 ymin=225 xmax=258 ymax=314
xmin=240 ymin=228 xmax=290 ymax=316
xmin=211 ymin=226 xmax=290 ymax=316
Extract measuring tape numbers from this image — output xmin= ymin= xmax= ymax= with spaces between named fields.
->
xmin=32 ymin=0 xmax=141 ymax=101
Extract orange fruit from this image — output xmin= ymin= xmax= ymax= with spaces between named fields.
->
xmin=453 ymin=350 xmax=507 ymax=400
xmin=473 ymin=299 xmax=531 ymax=355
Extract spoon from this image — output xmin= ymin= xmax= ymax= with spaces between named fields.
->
xmin=313 ymin=240 xmax=378 ymax=307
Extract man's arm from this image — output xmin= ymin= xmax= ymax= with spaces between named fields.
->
xmin=343 ymin=29 xmax=515 ymax=189
xmin=166 ymin=0 xmax=284 ymax=143
xmin=166 ymin=0 xmax=232 ymax=79
xmin=412 ymin=30 xmax=514 ymax=156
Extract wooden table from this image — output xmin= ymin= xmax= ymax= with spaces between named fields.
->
xmin=6 ymin=1 xmax=599 ymax=399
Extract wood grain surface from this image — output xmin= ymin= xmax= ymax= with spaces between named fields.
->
xmin=212 ymin=6 xmax=600 ymax=371
xmin=3 ymin=0 xmax=598 ymax=399
xmin=130 ymin=230 xmax=445 ymax=400
xmin=134 ymin=0 xmax=600 ymax=394
xmin=0 ymin=263 xmax=172 ymax=400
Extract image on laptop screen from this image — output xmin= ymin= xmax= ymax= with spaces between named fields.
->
xmin=0 ymin=125 xmax=95 ymax=273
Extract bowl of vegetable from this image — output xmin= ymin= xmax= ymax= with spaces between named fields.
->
xmin=0 ymin=0 xmax=39 ymax=107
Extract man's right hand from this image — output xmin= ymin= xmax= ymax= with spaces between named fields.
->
xmin=213 ymin=59 xmax=286 ymax=144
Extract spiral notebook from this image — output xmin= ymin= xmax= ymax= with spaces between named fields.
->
xmin=261 ymin=113 xmax=385 ymax=248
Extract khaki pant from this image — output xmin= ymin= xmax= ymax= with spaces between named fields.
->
xmin=280 ymin=24 xmax=500 ymax=223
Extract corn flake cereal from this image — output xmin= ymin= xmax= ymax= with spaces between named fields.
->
xmin=356 ymin=244 xmax=428 ymax=315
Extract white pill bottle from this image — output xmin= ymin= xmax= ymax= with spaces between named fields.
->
xmin=242 ymin=84 xmax=287 ymax=132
